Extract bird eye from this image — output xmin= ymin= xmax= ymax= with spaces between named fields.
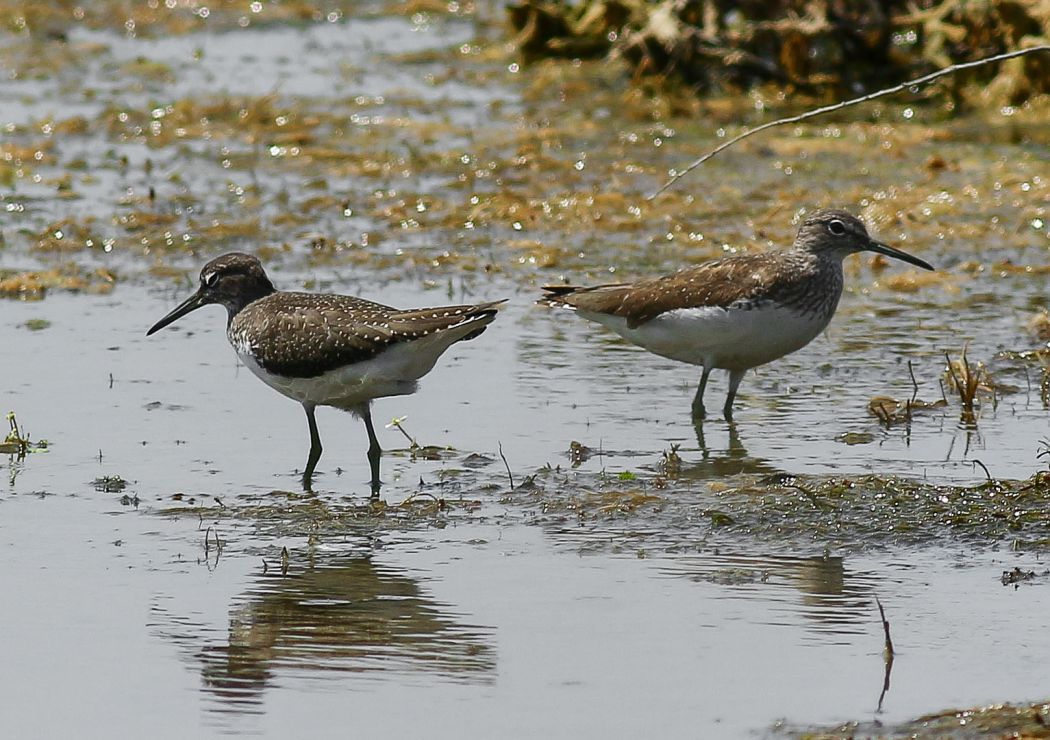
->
xmin=203 ymin=272 xmax=218 ymax=288
xmin=827 ymin=219 xmax=847 ymax=236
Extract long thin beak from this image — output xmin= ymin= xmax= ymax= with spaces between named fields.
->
xmin=866 ymin=240 xmax=934 ymax=271
xmin=146 ymin=290 xmax=207 ymax=335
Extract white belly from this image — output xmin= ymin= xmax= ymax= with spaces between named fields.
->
xmin=233 ymin=329 xmax=475 ymax=411
xmin=581 ymin=303 xmax=830 ymax=371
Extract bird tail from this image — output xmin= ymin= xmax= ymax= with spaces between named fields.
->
xmin=539 ymin=285 xmax=587 ymax=308
xmin=386 ymin=299 xmax=506 ymax=344
xmin=458 ymin=300 xmax=505 ymax=341
xmin=539 ymin=284 xmax=631 ymax=314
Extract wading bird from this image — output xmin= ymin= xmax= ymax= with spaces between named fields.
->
xmin=542 ymin=209 xmax=933 ymax=419
xmin=148 ymin=253 xmax=504 ymax=494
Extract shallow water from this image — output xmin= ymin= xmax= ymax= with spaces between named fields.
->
xmin=3 ymin=485 xmax=1048 ymax=738
xmin=2 ymin=4 xmax=1050 ymax=739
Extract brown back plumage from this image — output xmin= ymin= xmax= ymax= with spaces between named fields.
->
xmin=542 ymin=251 xmax=824 ymax=328
xmin=232 ymin=293 xmax=505 ymax=378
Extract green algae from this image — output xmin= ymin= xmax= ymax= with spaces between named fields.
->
xmin=0 ymin=265 xmax=116 ymax=299
xmin=159 ymin=485 xmax=485 ymax=542
xmin=510 ymin=467 xmax=1050 ymax=552
xmin=149 ymin=437 xmax=1050 ymax=555
xmin=789 ymin=699 xmax=1050 ymax=739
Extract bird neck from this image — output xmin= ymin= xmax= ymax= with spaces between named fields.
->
xmin=773 ymin=249 xmax=843 ymax=319
xmin=224 ymin=279 xmax=276 ymax=323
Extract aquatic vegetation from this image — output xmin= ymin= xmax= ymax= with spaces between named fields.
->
xmin=655 ymin=440 xmax=680 ymax=476
xmin=0 ymin=266 xmax=115 ymax=300
xmin=92 ymin=475 xmax=128 ymax=493
xmin=503 ymin=464 xmax=1050 ymax=552
xmin=153 ymin=442 xmax=1050 ymax=554
xmin=1000 ymin=566 xmax=1045 ymax=586
xmin=791 ymin=697 xmax=1050 ymax=739
xmin=943 ymin=346 xmax=992 ymax=423
xmin=1 ymin=412 xmax=47 ymax=457
xmin=867 ymin=395 xmax=947 ymax=427
xmin=0 ymin=0 xmax=477 ymax=38
xmin=1028 ymin=309 xmax=1050 ymax=341
xmin=31 ymin=219 xmax=106 ymax=253
xmin=875 ymin=266 xmax=956 ymax=293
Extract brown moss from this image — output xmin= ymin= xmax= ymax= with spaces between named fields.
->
xmin=1028 ymin=310 xmax=1050 ymax=341
xmin=0 ymin=266 xmax=115 ymax=300
xmin=31 ymin=219 xmax=105 ymax=253
xmin=876 ymin=268 xmax=956 ymax=292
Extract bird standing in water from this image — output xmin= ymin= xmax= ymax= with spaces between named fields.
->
xmin=148 ymin=253 xmax=504 ymax=494
xmin=542 ymin=209 xmax=933 ymax=419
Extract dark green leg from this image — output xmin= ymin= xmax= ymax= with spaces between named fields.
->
xmin=723 ymin=369 xmax=746 ymax=420
xmin=361 ymin=405 xmax=382 ymax=497
xmin=691 ymin=367 xmax=712 ymax=420
xmin=303 ymin=404 xmax=322 ymax=491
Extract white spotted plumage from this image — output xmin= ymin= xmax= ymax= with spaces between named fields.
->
xmin=230 ymin=311 xmax=494 ymax=412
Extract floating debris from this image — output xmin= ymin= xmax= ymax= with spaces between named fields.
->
xmin=568 ymin=440 xmax=594 ymax=467
xmin=1000 ymin=566 xmax=1041 ymax=586
xmin=868 ymin=395 xmax=947 ymax=426
xmin=93 ymin=475 xmax=128 ymax=493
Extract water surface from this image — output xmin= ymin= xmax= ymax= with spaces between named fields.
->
xmin=2 ymin=4 xmax=1050 ymax=738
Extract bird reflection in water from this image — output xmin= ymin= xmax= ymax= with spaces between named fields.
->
xmin=154 ymin=557 xmax=496 ymax=715
xmin=667 ymin=552 xmax=893 ymax=709
xmin=684 ymin=419 xmax=784 ymax=480
xmin=668 ymin=552 xmax=878 ymax=636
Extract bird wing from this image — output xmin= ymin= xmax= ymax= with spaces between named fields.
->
xmin=542 ymin=254 xmax=795 ymax=328
xmin=383 ymin=300 xmax=506 ymax=340
xmin=237 ymin=293 xmax=503 ymax=378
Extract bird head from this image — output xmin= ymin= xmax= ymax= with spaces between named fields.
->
xmin=147 ymin=252 xmax=275 ymax=335
xmin=797 ymin=209 xmax=933 ymax=271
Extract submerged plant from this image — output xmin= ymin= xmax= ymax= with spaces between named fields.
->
xmin=660 ymin=443 xmax=682 ymax=478
xmin=1 ymin=412 xmax=48 ymax=458
xmin=1027 ymin=309 xmax=1050 ymax=342
xmin=943 ymin=346 xmax=991 ymax=425
xmin=92 ymin=475 xmax=128 ymax=493
xmin=867 ymin=396 xmax=947 ymax=427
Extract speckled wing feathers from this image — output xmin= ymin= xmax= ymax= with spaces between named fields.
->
xmin=230 ymin=292 xmax=503 ymax=378
xmin=543 ymin=252 xmax=826 ymax=328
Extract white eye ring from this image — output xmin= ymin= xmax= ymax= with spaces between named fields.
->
xmin=203 ymin=272 xmax=218 ymax=287
xmin=827 ymin=219 xmax=847 ymax=236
